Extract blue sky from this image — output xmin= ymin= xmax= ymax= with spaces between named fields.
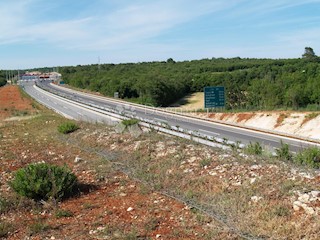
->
xmin=1 ymin=0 xmax=320 ymax=69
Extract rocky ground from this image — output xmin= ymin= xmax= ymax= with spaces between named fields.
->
xmin=1 ymin=85 xmax=320 ymax=239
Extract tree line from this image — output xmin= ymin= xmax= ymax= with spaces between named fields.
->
xmin=8 ymin=47 xmax=320 ymax=110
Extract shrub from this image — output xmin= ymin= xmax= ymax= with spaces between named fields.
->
xmin=10 ymin=163 xmax=77 ymax=201
xmin=245 ymin=142 xmax=263 ymax=155
xmin=57 ymin=122 xmax=79 ymax=134
xmin=121 ymin=119 xmax=139 ymax=127
xmin=275 ymin=141 xmax=292 ymax=161
xmin=294 ymin=147 xmax=320 ymax=168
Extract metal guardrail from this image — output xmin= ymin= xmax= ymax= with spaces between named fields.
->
xmin=34 ymin=82 xmax=239 ymax=150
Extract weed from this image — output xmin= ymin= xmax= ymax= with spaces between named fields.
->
xmin=55 ymin=209 xmax=74 ymax=218
xmin=57 ymin=121 xmax=80 ymax=134
xmin=145 ymin=218 xmax=160 ymax=232
xmin=199 ymin=158 xmax=212 ymax=168
xmin=245 ymin=142 xmax=263 ymax=155
xmin=295 ymin=147 xmax=320 ymax=168
xmin=0 ymin=197 xmax=11 ymax=213
xmin=275 ymin=141 xmax=292 ymax=161
xmin=82 ymin=203 xmax=96 ymax=210
xmin=0 ymin=221 xmax=13 ymax=238
xmin=28 ymin=220 xmax=50 ymax=235
xmin=305 ymin=112 xmax=319 ymax=120
xmin=121 ymin=119 xmax=139 ymax=127
xmin=272 ymin=205 xmax=291 ymax=217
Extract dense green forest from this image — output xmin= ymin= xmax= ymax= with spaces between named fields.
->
xmin=20 ymin=47 xmax=320 ymax=110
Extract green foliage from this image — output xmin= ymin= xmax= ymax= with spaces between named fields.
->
xmin=24 ymin=50 xmax=320 ymax=110
xmin=10 ymin=163 xmax=78 ymax=201
xmin=0 ymin=70 xmax=6 ymax=87
xmin=275 ymin=141 xmax=292 ymax=161
xmin=294 ymin=147 xmax=320 ymax=168
xmin=245 ymin=142 xmax=263 ymax=155
xmin=57 ymin=122 xmax=79 ymax=134
xmin=121 ymin=118 xmax=139 ymax=127
xmin=55 ymin=209 xmax=74 ymax=218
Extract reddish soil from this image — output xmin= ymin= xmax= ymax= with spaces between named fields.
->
xmin=236 ymin=113 xmax=254 ymax=123
xmin=0 ymin=85 xmax=36 ymax=120
xmin=0 ymin=86 xmax=223 ymax=240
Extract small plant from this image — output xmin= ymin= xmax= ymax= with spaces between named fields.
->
xmin=245 ymin=142 xmax=263 ymax=155
xmin=55 ymin=209 xmax=74 ymax=218
xmin=294 ymin=147 xmax=320 ymax=168
xmin=28 ymin=220 xmax=50 ymax=235
xmin=275 ymin=141 xmax=292 ymax=161
xmin=199 ymin=158 xmax=211 ymax=168
xmin=272 ymin=205 xmax=291 ymax=217
xmin=0 ymin=222 xmax=13 ymax=238
xmin=0 ymin=197 xmax=11 ymax=214
xmin=10 ymin=163 xmax=78 ymax=201
xmin=305 ymin=112 xmax=319 ymax=120
xmin=121 ymin=118 xmax=139 ymax=127
xmin=57 ymin=121 xmax=79 ymax=134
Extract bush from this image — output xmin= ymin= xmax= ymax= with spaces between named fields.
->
xmin=10 ymin=163 xmax=77 ymax=201
xmin=294 ymin=147 xmax=320 ymax=168
xmin=245 ymin=142 xmax=263 ymax=155
xmin=58 ymin=122 xmax=79 ymax=134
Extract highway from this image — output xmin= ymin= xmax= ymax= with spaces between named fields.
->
xmin=21 ymin=81 xmax=118 ymax=125
xmin=22 ymin=80 xmax=320 ymax=153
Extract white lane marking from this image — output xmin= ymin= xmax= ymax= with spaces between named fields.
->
xmin=33 ymin=85 xmax=120 ymax=122
xmin=154 ymin=118 xmax=168 ymax=123
xmin=199 ymin=129 xmax=220 ymax=136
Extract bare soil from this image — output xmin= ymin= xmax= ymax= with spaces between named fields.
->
xmin=0 ymin=86 xmax=233 ymax=239
xmin=1 ymin=86 xmax=320 ymax=240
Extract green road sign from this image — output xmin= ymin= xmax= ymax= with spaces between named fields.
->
xmin=204 ymin=86 xmax=225 ymax=108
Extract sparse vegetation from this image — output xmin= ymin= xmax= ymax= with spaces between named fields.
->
xmin=28 ymin=220 xmax=50 ymax=235
xmin=295 ymin=147 xmax=320 ymax=168
xmin=55 ymin=209 xmax=74 ymax=218
xmin=245 ymin=142 xmax=263 ymax=155
xmin=57 ymin=121 xmax=80 ymax=134
xmin=10 ymin=163 xmax=78 ymax=201
xmin=275 ymin=141 xmax=292 ymax=161
xmin=121 ymin=118 xmax=139 ymax=127
xmin=0 ymin=221 xmax=12 ymax=238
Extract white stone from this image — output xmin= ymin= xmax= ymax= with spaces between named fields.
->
xmin=298 ymin=193 xmax=310 ymax=203
xmin=209 ymin=171 xmax=217 ymax=176
xmin=74 ymin=156 xmax=82 ymax=163
xmin=250 ymin=178 xmax=256 ymax=184
xmin=293 ymin=201 xmax=301 ymax=211
xmin=127 ymin=207 xmax=134 ymax=212
xmin=310 ymin=191 xmax=320 ymax=198
xmin=156 ymin=234 xmax=161 ymax=238
xmin=250 ymin=165 xmax=261 ymax=170
xmin=250 ymin=196 xmax=262 ymax=203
